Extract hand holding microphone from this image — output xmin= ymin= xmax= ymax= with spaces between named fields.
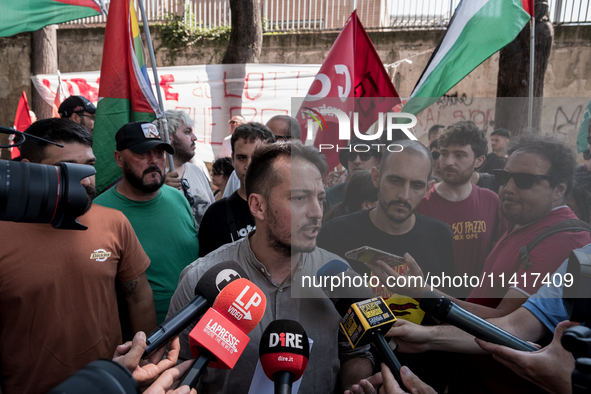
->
xmin=179 ymin=278 xmax=267 ymax=389
xmin=259 ymin=320 xmax=310 ymax=394
xmin=143 ymin=261 xmax=248 ymax=358
xmin=419 ymin=291 xmax=538 ymax=352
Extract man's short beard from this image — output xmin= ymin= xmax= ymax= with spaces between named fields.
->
xmin=83 ymin=185 xmax=96 ymax=214
xmin=122 ymin=160 xmax=164 ymax=194
xmin=172 ymin=138 xmax=194 ymax=164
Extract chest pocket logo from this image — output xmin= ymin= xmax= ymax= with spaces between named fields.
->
xmin=90 ymin=249 xmax=111 ymax=262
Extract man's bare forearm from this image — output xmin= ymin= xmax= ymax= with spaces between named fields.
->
xmin=339 ymin=357 xmax=374 ymax=392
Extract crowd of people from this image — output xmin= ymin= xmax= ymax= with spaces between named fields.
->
xmin=1 ymin=95 xmax=590 ymax=394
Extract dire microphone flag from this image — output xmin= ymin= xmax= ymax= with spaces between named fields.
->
xmin=259 ymin=320 xmax=310 ymax=382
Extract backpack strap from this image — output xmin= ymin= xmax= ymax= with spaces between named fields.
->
xmin=519 ymin=219 xmax=591 ymax=270
xmin=225 ymin=197 xmax=239 ymax=242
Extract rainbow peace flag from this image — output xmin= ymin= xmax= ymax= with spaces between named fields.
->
xmin=94 ymin=0 xmax=162 ymax=192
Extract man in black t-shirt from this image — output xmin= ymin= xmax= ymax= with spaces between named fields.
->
xmin=198 ymin=123 xmax=274 ymax=257
xmin=317 ymin=140 xmax=455 ymax=392
xmin=318 ymin=140 xmax=455 ymax=305
xmin=479 ymin=128 xmax=510 ymax=174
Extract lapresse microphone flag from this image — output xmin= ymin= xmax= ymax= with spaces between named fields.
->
xmin=189 ymin=278 xmax=267 ymax=369
xmin=143 ymin=261 xmax=248 ymax=358
xmin=259 ymin=320 xmax=310 ymax=382
xmin=419 ymin=291 xmax=538 ymax=352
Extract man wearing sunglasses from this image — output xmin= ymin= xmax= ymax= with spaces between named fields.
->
xmin=95 ymin=122 xmax=199 ymax=325
xmin=418 ymin=121 xmax=507 ymax=284
xmin=324 ymin=137 xmax=383 ymax=213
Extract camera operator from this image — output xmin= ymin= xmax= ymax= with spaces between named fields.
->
xmin=0 ymin=118 xmax=156 ymax=394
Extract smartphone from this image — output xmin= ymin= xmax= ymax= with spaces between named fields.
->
xmin=345 ymin=246 xmax=406 ymax=267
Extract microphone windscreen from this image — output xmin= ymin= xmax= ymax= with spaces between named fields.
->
xmin=212 ymin=278 xmax=267 ymax=334
xmin=327 ymin=272 xmax=376 ymax=317
xmin=195 ymin=261 xmax=249 ymax=304
xmin=259 ymin=320 xmax=309 ymax=381
xmin=316 ymin=259 xmax=350 ymax=277
xmin=419 ymin=291 xmax=449 ymax=319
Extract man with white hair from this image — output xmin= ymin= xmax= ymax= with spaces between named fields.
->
xmin=163 ymin=110 xmax=214 ymax=231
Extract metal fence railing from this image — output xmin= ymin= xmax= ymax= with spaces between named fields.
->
xmin=65 ymin=0 xmax=591 ymax=29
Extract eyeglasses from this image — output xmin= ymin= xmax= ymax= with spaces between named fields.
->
xmin=180 ymin=178 xmax=195 ymax=205
xmin=228 ymin=120 xmax=242 ymax=125
xmin=493 ymin=169 xmax=553 ymax=190
xmin=431 ymin=151 xmax=440 ymax=160
xmin=78 ymin=114 xmax=95 ymax=121
xmin=347 ymin=152 xmax=373 ymax=162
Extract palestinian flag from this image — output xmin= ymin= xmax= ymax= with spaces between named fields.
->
xmin=403 ymin=0 xmax=533 ymax=115
xmin=94 ymin=0 xmax=162 ymax=193
xmin=0 ymin=0 xmax=104 ymax=37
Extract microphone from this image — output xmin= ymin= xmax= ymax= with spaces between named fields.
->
xmin=259 ymin=320 xmax=310 ymax=394
xmin=143 ymin=261 xmax=248 ymax=358
xmin=317 ymin=268 xmax=407 ymax=391
xmin=180 ymin=278 xmax=267 ymax=388
xmin=419 ymin=291 xmax=538 ymax=352
xmin=316 ymin=259 xmax=352 ymax=277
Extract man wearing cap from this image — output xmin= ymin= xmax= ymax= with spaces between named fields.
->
xmin=58 ymin=95 xmax=96 ymax=133
xmin=94 ymin=121 xmax=199 ymax=325
xmin=324 ymin=137 xmax=382 ymax=213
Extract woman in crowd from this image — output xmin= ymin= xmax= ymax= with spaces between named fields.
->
xmin=323 ymin=170 xmax=378 ymax=225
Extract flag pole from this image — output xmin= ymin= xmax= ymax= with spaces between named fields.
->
xmin=528 ymin=3 xmax=535 ymax=131
xmin=136 ymin=0 xmax=174 ymax=172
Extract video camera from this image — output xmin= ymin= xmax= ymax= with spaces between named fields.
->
xmin=0 ymin=125 xmax=94 ymax=230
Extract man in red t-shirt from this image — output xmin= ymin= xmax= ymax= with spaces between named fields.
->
xmin=369 ymin=133 xmax=590 ymax=319
xmin=418 ymin=121 xmax=507 ymax=284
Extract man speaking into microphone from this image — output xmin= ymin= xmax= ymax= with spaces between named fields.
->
xmin=167 ymin=141 xmax=374 ymax=393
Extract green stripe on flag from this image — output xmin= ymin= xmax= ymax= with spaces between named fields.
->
xmin=0 ymin=0 xmax=100 ymax=37
xmin=94 ymin=97 xmax=156 ymax=193
xmin=404 ymin=0 xmax=530 ymax=115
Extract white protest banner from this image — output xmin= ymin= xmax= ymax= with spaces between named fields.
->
xmin=32 ymin=64 xmax=321 ymax=162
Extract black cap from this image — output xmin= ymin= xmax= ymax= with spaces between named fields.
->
xmin=115 ymin=121 xmax=174 ymax=154
xmin=58 ymin=96 xmax=96 ymax=118
xmin=339 ymin=136 xmax=382 ymax=169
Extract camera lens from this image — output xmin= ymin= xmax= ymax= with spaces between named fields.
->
xmin=0 ymin=160 xmax=60 ymax=223
xmin=0 ymin=160 xmax=95 ymax=230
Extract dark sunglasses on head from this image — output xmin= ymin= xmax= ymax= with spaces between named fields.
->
xmin=431 ymin=151 xmax=440 ymax=160
xmin=347 ymin=152 xmax=373 ymax=162
xmin=493 ymin=169 xmax=553 ymax=190
xmin=180 ymin=178 xmax=195 ymax=205
xmin=212 ymin=171 xmax=226 ymax=176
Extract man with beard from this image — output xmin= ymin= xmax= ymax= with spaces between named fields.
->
xmin=0 ymin=118 xmax=156 ymax=394
xmin=95 ymin=121 xmax=199 ymax=324
xmin=369 ymin=133 xmax=591 ymax=393
xmin=417 ymin=121 xmax=507 ymax=282
xmin=167 ymin=141 xmax=373 ymax=393
xmin=162 ymin=110 xmax=214 ymax=231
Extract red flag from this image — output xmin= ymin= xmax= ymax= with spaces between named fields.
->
xmin=297 ymin=10 xmax=400 ymax=170
xmin=52 ymin=72 xmax=64 ymax=118
xmin=11 ymin=91 xmax=32 ymax=159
